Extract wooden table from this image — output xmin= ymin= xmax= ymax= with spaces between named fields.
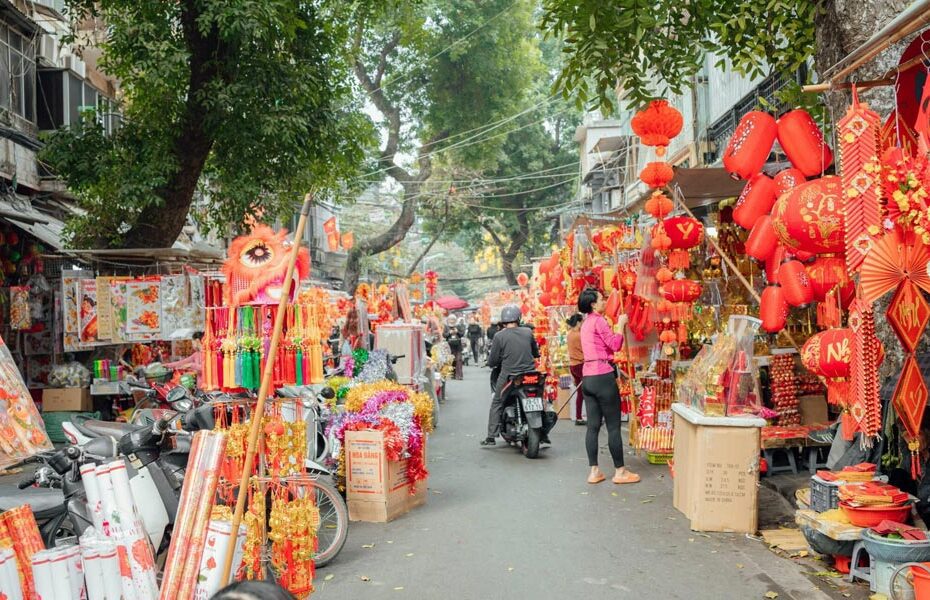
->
xmin=795 ymin=509 xmax=864 ymax=541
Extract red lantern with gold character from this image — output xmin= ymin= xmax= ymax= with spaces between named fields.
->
xmin=723 ymin=111 xmax=777 ymax=180
xmin=807 ymin=255 xmax=854 ymax=303
xmin=760 ymin=285 xmax=789 ymax=333
xmin=801 ymin=328 xmax=852 ymax=406
xmin=639 ymin=162 xmax=674 ymax=188
xmin=733 ymin=173 xmax=777 ymax=230
xmin=774 ymin=168 xmax=806 ymax=196
xmin=772 ymin=176 xmax=845 ymax=254
xmin=660 ymin=280 xmax=702 ymax=303
xmin=777 ymin=259 xmax=814 ymax=307
xmin=745 ymin=215 xmax=778 ymax=261
xmin=663 ymin=216 xmax=703 ymax=249
xmin=631 ymin=99 xmax=683 ymax=157
xmin=777 ymin=109 xmax=834 ymax=177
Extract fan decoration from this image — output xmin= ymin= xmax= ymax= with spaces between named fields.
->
xmin=848 ymin=299 xmax=882 ymax=442
xmin=839 ymin=86 xmax=883 ymax=274
xmin=859 ymin=228 xmax=930 ymax=303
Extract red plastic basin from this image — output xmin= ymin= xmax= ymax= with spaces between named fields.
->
xmin=838 ymin=501 xmax=912 ymax=528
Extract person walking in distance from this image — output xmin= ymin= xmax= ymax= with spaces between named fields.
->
xmin=577 ymin=288 xmax=639 ymax=485
xmin=467 ymin=315 xmax=483 ymax=364
xmin=566 ymin=314 xmax=585 ymax=425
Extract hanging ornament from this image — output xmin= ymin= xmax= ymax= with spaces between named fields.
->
xmin=644 ymin=191 xmax=674 ymax=219
xmin=733 ymin=173 xmax=777 ymax=229
xmin=807 ymin=255 xmax=854 ymax=303
xmin=859 ymin=228 xmax=930 ymax=304
xmin=893 ymin=356 xmax=928 ymax=478
xmin=631 ymin=99 xmax=683 ymax=156
xmin=772 ymin=176 xmax=845 ymax=254
xmin=745 ymin=215 xmax=778 ymax=261
xmin=778 ymin=260 xmax=814 ymax=307
xmin=663 ymin=216 xmax=703 ymax=249
xmin=516 ymin=272 xmax=529 ymax=287
xmin=639 ymin=162 xmax=674 ymax=188
xmin=848 ymin=299 xmax=883 ymax=441
xmin=760 ymin=285 xmax=789 ymax=333
xmin=723 ymin=111 xmax=777 ymax=179
xmin=774 ymin=168 xmax=806 ymax=196
xmin=777 ymin=109 xmax=834 ymax=177
xmin=886 ymin=279 xmax=930 ymax=353
xmin=801 ymin=328 xmax=852 ymax=407
xmin=660 ymin=280 xmax=702 ymax=303
xmin=765 ymin=245 xmax=788 ymax=283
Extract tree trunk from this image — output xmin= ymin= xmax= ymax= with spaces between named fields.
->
xmin=500 ymin=210 xmax=530 ymax=287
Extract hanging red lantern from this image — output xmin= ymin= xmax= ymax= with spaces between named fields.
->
xmin=538 ymin=292 xmax=552 ymax=307
xmin=778 ymin=260 xmax=814 ymax=307
xmin=644 ymin=191 xmax=674 ymax=219
xmin=723 ymin=111 xmax=777 ymax=180
xmin=663 ymin=216 xmax=704 ymax=249
xmin=604 ymin=291 xmax=622 ymax=323
xmin=760 ymin=285 xmax=789 ymax=333
xmin=660 ymin=280 xmax=702 ymax=303
xmin=745 ymin=215 xmax=778 ymax=261
xmin=801 ymin=328 xmax=852 ymax=405
xmin=733 ymin=173 xmax=777 ymax=229
xmin=631 ymin=99 xmax=684 ymax=156
xmin=807 ymin=255 xmax=854 ymax=303
xmin=620 ymin=271 xmax=636 ymax=291
xmin=777 ymin=109 xmax=834 ymax=177
xmin=765 ymin=245 xmax=788 ymax=282
xmin=516 ymin=272 xmax=529 ymax=287
xmin=650 ymin=231 xmax=672 ymax=251
xmin=774 ymin=168 xmax=806 ymax=196
xmin=772 ymin=176 xmax=845 ymax=254
xmin=655 ymin=267 xmax=674 ymax=284
xmin=639 ymin=162 xmax=675 ymax=188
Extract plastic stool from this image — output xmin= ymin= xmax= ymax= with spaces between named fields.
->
xmin=805 ymin=446 xmax=829 ymax=474
xmin=847 ymin=541 xmax=873 ymax=587
xmin=763 ymin=448 xmax=798 ymax=476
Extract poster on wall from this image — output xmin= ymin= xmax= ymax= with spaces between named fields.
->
xmin=125 ymin=280 xmax=162 ymax=336
xmin=160 ymin=275 xmax=189 ymax=338
xmin=23 ymin=330 xmax=53 ymax=356
xmin=79 ymin=279 xmax=99 ymax=343
xmin=61 ymin=269 xmax=93 ymax=352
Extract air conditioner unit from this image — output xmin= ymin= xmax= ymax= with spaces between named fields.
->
xmin=64 ymin=55 xmax=86 ymax=78
xmin=38 ymin=35 xmax=60 ymax=67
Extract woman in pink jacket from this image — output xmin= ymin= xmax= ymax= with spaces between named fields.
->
xmin=578 ymin=288 xmax=640 ymax=485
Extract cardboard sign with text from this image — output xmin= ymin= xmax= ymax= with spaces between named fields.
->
xmin=345 ymin=429 xmax=426 ymax=522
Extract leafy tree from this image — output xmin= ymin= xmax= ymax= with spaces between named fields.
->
xmin=42 ymin=0 xmax=371 ymax=248
xmin=343 ymin=0 xmax=540 ymax=292
xmin=540 ymin=0 xmax=819 ymax=110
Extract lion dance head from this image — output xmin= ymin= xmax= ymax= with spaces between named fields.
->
xmin=222 ymin=225 xmax=310 ymax=306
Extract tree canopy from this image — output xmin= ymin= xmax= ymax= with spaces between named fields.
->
xmin=42 ymin=0 xmax=372 ymax=249
xmin=540 ymin=0 xmax=818 ymax=111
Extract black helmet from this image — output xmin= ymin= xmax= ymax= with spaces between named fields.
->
xmin=500 ymin=304 xmax=521 ymax=324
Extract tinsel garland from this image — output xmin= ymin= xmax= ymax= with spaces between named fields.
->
xmin=356 ymin=349 xmax=389 ymax=382
xmin=351 ymin=348 xmax=369 ymax=376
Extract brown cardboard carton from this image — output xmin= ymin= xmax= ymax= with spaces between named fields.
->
xmin=799 ymin=395 xmax=828 ymax=426
xmin=553 ymin=386 xmax=575 ymax=420
xmin=345 ymin=430 xmax=427 ymax=522
xmin=42 ymin=388 xmax=92 ymax=412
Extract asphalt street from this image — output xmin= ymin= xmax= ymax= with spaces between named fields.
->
xmin=314 ymin=365 xmax=856 ymax=600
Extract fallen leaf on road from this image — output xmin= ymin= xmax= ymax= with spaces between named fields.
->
xmin=688 ymin=538 xmax=695 ymax=543
xmin=360 ymin=576 xmax=371 ymax=582
xmin=736 ymin=564 xmax=744 ymax=569
xmin=798 ymin=550 xmax=809 ymax=558
xmin=765 ymin=592 xmax=778 ymax=599
xmin=362 ymin=544 xmax=374 ymax=549
xmin=324 ymin=574 xmax=334 ymax=582
xmin=507 ymin=567 xmax=514 ymax=572
xmin=812 ymin=571 xmax=842 ymax=578
xmin=611 ymin=492 xmax=618 ymax=497
xmin=580 ymin=492 xmax=589 ymax=495
xmin=405 ymin=553 xmax=414 ymax=557
xmin=710 ymin=550 xmax=718 ymax=554
xmin=868 ymin=594 xmax=886 ymax=600
xmin=394 ymin=587 xmax=405 ymax=591
xmin=433 ymin=490 xmax=442 ymax=494
xmin=641 ymin=499 xmax=653 ymax=504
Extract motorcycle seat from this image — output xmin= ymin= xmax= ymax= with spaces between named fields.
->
xmin=0 ymin=485 xmax=63 ymax=513
xmin=82 ymin=419 xmax=135 ymax=440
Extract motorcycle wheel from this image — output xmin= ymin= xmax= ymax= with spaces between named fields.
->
xmin=523 ymin=427 xmax=541 ymax=459
xmin=312 ymin=478 xmax=349 ymax=568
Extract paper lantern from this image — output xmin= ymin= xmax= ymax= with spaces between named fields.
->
xmin=341 ymin=231 xmax=355 ymax=250
xmin=631 ymin=99 xmax=683 ymax=156
xmin=765 ymin=245 xmax=787 ymax=282
xmin=778 ymin=260 xmax=814 ymax=307
xmin=807 ymin=256 xmax=853 ymax=302
xmin=733 ymin=173 xmax=777 ymax=229
xmin=661 ymin=280 xmax=702 ymax=303
xmin=723 ymin=111 xmax=777 ymax=179
xmin=777 ymin=109 xmax=833 ymax=177
xmin=639 ymin=162 xmax=674 ymax=188
xmin=772 ymin=176 xmax=845 ymax=254
xmin=760 ymin=285 xmax=789 ymax=333
xmin=662 ymin=216 xmax=704 ymax=249
xmin=745 ymin=215 xmax=778 ymax=261
xmin=645 ymin=191 xmax=674 ymax=219
xmin=538 ymin=292 xmax=551 ymax=307
xmin=516 ymin=272 xmax=529 ymax=287
xmin=801 ymin=328 xmax=852 ymax=405
xmin=774 ymin=168 xmax=806 ymax=196
xmin=604 ymin=291 xmax=622 ymax=322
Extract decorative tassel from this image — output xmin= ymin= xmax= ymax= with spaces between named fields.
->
xmin=668 ymin=249 xmax=690 ymax=271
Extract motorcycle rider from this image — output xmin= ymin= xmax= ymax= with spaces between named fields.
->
xmin=481 ymin=304 xmax=540 ymax=446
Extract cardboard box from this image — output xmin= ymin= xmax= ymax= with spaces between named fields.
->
xmin=672 ymin=403 xmax=761 ymax=533
xmin=799 ymin=395 xmax=828 ymax=426
xmin=345 ymin=430 xmax=427 ymax=522
xmin=42 ymin=387 xmax=92 ymax=412
xmin=553 ymin=386 xmax=576 ymax=420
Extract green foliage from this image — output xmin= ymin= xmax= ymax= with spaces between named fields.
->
xmin=540 ymin=0 xmax=819 ymax=111
xmin=41 ymin=0 xmax=373 ymax=247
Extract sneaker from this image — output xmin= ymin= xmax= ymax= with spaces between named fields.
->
xmin=808 ymin=427 xmax=835 ymax=445
xmin=480 ymin=437 xmax=496 ymax=446
xmin=540 ymin=436 xmax=551 ymax=445
xmin=575 ymin=419 xmax=587 ymax=426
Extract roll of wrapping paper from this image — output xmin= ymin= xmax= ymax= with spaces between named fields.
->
xmin=192 ymin=518 xmax=246 ymax=598
xmin=108 ymin=460 xmax=159 ymax=597
xmin=159 ymin=430 xmax=227 ymax=600
xmin=0 ymin=505 xmax=44 ymax=598
xmin=30 ymin=550 xmax=55 ymax=600
xmin=176 ymin=430 xmax=227 ymax=599
xmin=98 ymin=544 xmax=123 ymax=600
xmin=81 ymin=545 xmax=107 ymax=600
xmin=81 ymin=463 xmax=106 ymax=532
xmin=95 ymin=464 xmax=118 ymax=535
xmin=0 ymin=547 xmax=23 ymax=600
xmin=61 ymin=544 xmax=85 ymax=600
xmin=48 ymin=548 xmax=75 ymax=600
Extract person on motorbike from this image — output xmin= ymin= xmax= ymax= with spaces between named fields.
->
xmin=481 ymin=304 xmax=540 ymax=447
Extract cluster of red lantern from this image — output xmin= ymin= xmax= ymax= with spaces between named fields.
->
xmin=722 ymin=108 xmax=836 ymax=333
xmin=537 ymin=251 xmax=567 ymax=307
xmin=424 ymin=270 xmax=439 ymax=297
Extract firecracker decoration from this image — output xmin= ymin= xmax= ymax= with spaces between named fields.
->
xmin=769 ymin=354 xmax=800 ymax=426
xmin=424 ymin=270 xmax=439 ymax=297
xmin=631 ymin=99 xmax=683 ymax=156
xmin=848 ymin=299 xmax=882 ymax=441
xmin=839 ymin=86 xmax=883 ymax=274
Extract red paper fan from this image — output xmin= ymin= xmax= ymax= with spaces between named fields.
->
xmin=860 ymin=228 xmax=930 ymax=303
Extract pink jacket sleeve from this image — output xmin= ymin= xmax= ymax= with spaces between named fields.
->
xmin=595 ymin=316 xmax=624 ymax=353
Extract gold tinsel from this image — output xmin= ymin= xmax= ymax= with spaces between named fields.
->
xmin=344 ymin=381 xmax=408 ymax=412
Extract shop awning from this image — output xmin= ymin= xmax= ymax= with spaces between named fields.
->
xmin=669 ymin=167 xmax=745 ymax=209
xmin=0 ymin=195 xmax=69 ymax=251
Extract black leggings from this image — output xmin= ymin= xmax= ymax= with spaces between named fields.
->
xmin=582 ymin=372 xmax=624 ymax=468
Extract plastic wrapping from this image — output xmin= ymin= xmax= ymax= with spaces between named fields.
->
xmin=192 ymin=518 xmax=246 ymax=598
xmin=0 ymin=336 xmax=52 ymax=468
xmin=0 ymin=504 xmax=45 ymax=598
xmin=0 ymin=547 xmax=23 ymax=600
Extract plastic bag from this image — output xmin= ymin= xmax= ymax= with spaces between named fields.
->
xmin=48 ymin=362 xmax=91 ymax=388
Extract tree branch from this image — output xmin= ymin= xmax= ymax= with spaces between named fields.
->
xmin=374 ymin=32 xmax=400 ymax=89
xmin=406 ymin=198 xmax=449 ymax=276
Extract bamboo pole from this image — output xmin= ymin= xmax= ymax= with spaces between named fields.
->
xmin=801 ymin=77 xmax=895 ymax=93
xmin=218 ymin=194 xmax=313 ymax=586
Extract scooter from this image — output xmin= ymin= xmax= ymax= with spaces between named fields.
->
xmin=497 ymin=371 xmax=556 ymax=459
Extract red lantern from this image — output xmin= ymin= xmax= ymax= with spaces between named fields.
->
xmin=639 ymin=162 xmax=675 ymax=188
xmin=733 ymin=173 xmax=777 ymax=229
xmin=760 ymin=285 xmax=789 ymax=333
xmin=745 ymin=215 xmax=778 ymax=261
xmin=801 ymin=328 xmax=852 ymax=405
xmin=772 ymin=176 xmax=845 ymax=254
xmin=516 ymin=272 xmax=529 ymax=287
xmin=644 ymin=191 xmax=673 ymax=219
xmin=807 ymin=256 xmax=853 ymax=302
xmin=765 ymin=245 xmax=788 ymax=282
xmin=661 ymin=280 xmax=702 ymax=303
xmin=631 ymin=99 xmax=683 ymax=156
xmin=778 ymin=260 xmax=814 ymax=307
xmin=723 ymin=111 xmax=777 ymax=180
xmin=777 ymin=109 xmax=834 ymax=177
xmin=663 ymin=216 xmax=704 ymax=249
xmin=604 ymin=291 xmax=622 ymax=323
xmin=655 ymin=267 xmax=674 ymax=283
xmin=774 ymin=168 xmax=806 ymax=196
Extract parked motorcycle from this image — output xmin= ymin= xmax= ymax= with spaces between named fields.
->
xmin=497 ymin=371 xmax=554 ymax=459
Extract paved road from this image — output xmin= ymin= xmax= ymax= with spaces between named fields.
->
xmin=315 ymin=366 xmax=848 ymax=600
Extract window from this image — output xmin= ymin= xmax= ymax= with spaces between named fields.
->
xmin=0 ymin=22 xmax=36 ymax=122
xmin=37 ymin=69 xmax=119 ymax=132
